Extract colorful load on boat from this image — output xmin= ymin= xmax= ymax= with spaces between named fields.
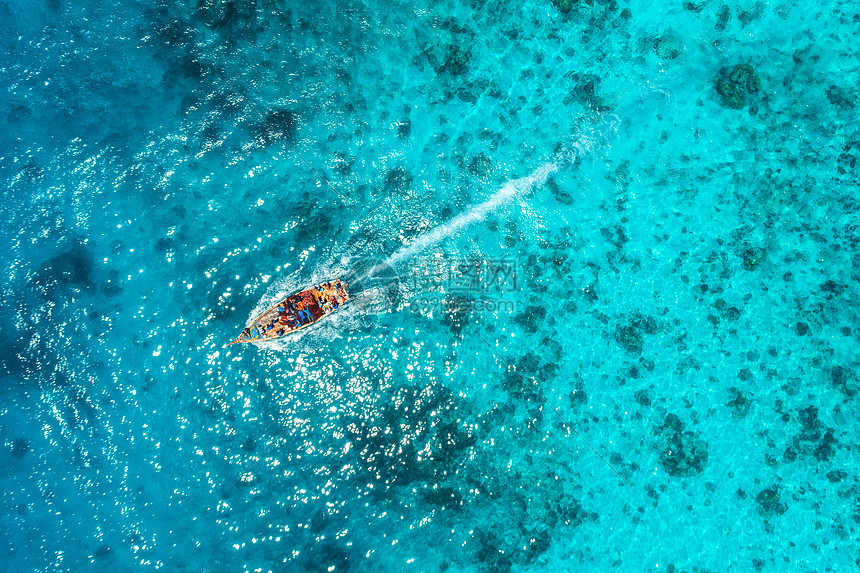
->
xmin=228 ymin=279 xmax=349 ymax=345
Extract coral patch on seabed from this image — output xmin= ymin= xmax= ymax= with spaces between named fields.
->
xmin=384 ymin=167 xmax=414 ymax=192
xmin=716 ymin=64 xmax=762 ymax=110
xmin=755 ymin=487 xmax=787 ymax=517
xmin=656 ymin=414 xmax=709 ymax=477
xmin=614 ymin=313 xmax=658 ymax=355
xmin=653 ymin=34 xmax=685 ymax=60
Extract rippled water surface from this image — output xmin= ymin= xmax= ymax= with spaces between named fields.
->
xmin=1 ymin=0 xmax=858 ymax=571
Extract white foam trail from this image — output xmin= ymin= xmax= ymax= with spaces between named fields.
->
xmin=366 ymin=134 xmax=596 ymax=279
xmin=384 ymin=160 xmax=558 ymax=268
xmin=346 ymin=132 xmax=600 ymax=288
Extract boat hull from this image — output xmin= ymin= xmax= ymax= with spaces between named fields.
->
xmin=228 ymin=279 xmax=349 ymax=345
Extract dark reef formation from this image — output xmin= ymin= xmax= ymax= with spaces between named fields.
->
xmin=656 ymin=414 xmax=709 ymax=477
xmin=755 ymin=487 xmax=787 ymax=517
xmin=716 ymin=64 xmax=761 ymax=109
xmin=31 ymin=243 xmax=96 ymax=301
xmin=739 ymin=245 xmax=766 ymax=271
xmin=782 ymin=406 xmax=839 ymax=463
xmin=551 ymin=0 xmax=575 ymax=14
xmin=384 ymin=167 xmax=414 ymax=193
xmin=726 ymin=387 xmax=752 ymax=418
xmin=546 ymin=177 xmax=574 ymax=205
xmin=256 ymin=108 xmax=296 ymax=145
xmin=614 ymin=313 xmax=658 ymax=355
xmin=654 ymin=34 xmax=684 ymax=60
xmin=341 ymin=383 xmax=476 ymax=489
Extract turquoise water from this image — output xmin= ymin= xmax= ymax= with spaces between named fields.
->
xmin=2 ymin=0 xmax=858 ymax=571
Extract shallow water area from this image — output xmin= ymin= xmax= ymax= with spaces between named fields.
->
xmin=1 ymin=0 xmax=859 ymax=571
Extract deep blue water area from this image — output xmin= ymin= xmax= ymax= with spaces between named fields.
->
xmin=1 ymin=0 xmax=859 ymax=571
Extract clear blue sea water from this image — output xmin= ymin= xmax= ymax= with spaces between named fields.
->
xmin=2 ymin=0 xmax=859 ymax=571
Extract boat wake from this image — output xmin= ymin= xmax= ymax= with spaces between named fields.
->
xmin=384 ymin=161 xmax=558 ymax=270
xmin=356 ymin=131 xmax=598 ymax=285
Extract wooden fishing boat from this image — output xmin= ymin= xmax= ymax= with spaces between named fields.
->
xmin=227 ymin=279 xmax=349 ymax=345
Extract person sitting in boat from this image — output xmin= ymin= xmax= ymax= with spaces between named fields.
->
xmin=295 ymin=300 xmax=311 ymax=324
xmin=334 ymin=281 xmax=346 ymax=304
xmin=281 ymin=312 xmax=300 ymax=328
xmin=312 ymin=288 xmax=327 ymax=312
